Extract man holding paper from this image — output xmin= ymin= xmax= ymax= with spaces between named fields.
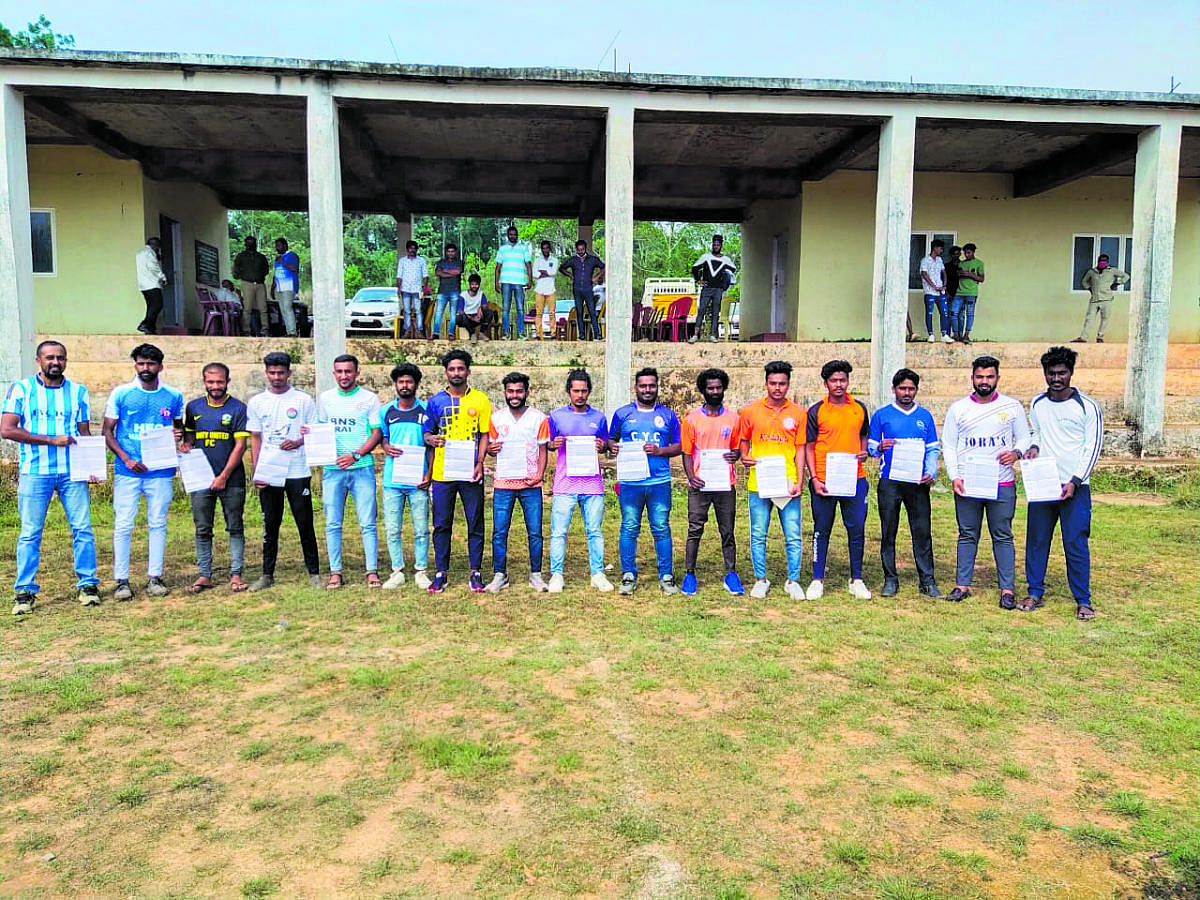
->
xmin=868 ymin=368 xmax=942 ymax=598
xmin=422 ymin=350 xmax=491 ymax=593
xmin=609 ymin=368 xmax=682 ymax=596
xmin=941 ymin=355 xmax=1033 ymax=608
xmin=2 ymin=340 xmax=101 ymax=613
xmin=546 ymin=369 xmax=613 ymax=594
xmin=380 ymin=363 xmax=432 ymax=590
xmin=1020 ymin=346 xmax=1103 ymax=620
xmin=316 ymin=354 xmax=383 ymax=590
xmin=680 ymin=368 xmax=744 ymax=597
xmin=738 ymin=360 xmax=807 ymax=601
xmin=805 ymin=360 xmax=873 ymax=601
xmin=180 ymin=362 xmax=249 ymax=594
xmin=486 ymin=372 xmax=550 ymax=592
xmin=103 ymin=343 xmax=184 ymax=601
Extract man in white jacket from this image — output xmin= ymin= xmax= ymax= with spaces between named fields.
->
xmin=135 ymin=237 xmax=168 ymax=335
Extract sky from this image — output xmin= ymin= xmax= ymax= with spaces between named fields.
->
xmin=2 ymin=0 xmax=1199 ymax=95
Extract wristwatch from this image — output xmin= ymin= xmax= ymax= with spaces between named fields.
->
xmin=352 ymin=451 xmax=362 ymax=462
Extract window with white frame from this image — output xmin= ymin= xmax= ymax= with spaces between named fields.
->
xmin=909 ymin=231 xmax=956 ymax=291
xmin=1072 ymin=234 xmax=1132 ymax=291
xmin=30 ymin=209 xmax=56 ymax=276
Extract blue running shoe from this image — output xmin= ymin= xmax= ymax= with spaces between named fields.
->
xmin=680 ymin=572 xmax=698 ymax=595
xmin=723 ymin=573 xmax=745 ymax=596
xmin=470 ymin=571 xmax=485 ymax=593
xmin=428 ymin=572 xmax=447 ymax=594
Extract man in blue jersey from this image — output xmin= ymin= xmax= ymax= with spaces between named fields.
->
xmin=609 ymin=368 xmax=682 ymax=596
xmin=868 ymin=368 xmax=942 ymax=598
xmin=2 ymin=340 xmax=100 ymax=614
xmin=102 ymin=343 xmax=185 ymax=601
xmin=316 ymin=354 xmax=382 ymax=589
xmin=380 ymin=363 xmax=432 ymax=590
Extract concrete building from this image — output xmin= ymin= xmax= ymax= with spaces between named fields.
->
xmin=1 ymin=50 xmax=1198 ymax=450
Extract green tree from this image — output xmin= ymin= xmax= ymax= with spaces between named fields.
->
xmin=0 ymin=14 xmax=75 ymax=49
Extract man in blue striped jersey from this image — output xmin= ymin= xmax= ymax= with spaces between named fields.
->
xmin=1 ymin=340 xmax=100 ymax=614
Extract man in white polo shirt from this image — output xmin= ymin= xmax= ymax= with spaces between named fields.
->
xmin=531 ymin=240 xmax=559 ymax=341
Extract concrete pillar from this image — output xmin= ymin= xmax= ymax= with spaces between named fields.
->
xmin=0 ymin=85 xmax=34 ymax=460
xmin=577 ymin=221 xmax=593 ymax=248
xmin=395 ymin=216 xmax=413 ymax=249
xmin=1124 ymin=121 xmax=1182 ymax=451
xmin=602 ymin=99 xmax=634 ymax=417
xmin=306 ymin=85 xmax=346 ymax=396
xmin=868 ymin=113 xmax=916 ymax=410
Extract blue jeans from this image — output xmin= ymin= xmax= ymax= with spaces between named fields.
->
xmin=500 ymin=283 xmax=526 ymax=336
xmin=383 ymin=485 xmax=429 ymax=573
xmin=549 ymin=492 xmax=605 ymax=575
xmin=113 ymin=473 xmax=174 ymax=581
xmin=16 ymin=473 xmax=98 ymax=594
xmin=400 ymin=292 xmax=422 ymax=331
xmin=618 ymin=481 xmax=673 ymax=578
xmin=492 ymin=487 xmax=544 ymax=575
xmin=950 ymin=295 xmax=977 ymax=334
xmin=809 ymin=477 xmax=868 ymax=580
xmin=924 ymin=293 xmax=949 ymax=336
xmin=747 ymin=490 xmax=804 ymax=581
xmin=1025 ymin=485 xmax=1092 ymax=604
xmin=432 ymin=292 xmax=459 ymax=338
xmin=322 ymin=466 xmax=378 ymax=573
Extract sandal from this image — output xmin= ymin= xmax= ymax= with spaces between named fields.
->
xmin=366 ymin=572 xmax=382 ymax=589
xmin=1016 ymin=596 xmax=1045 ymax=612
xmin=188 ymin=578 xmax=214 ymax=594
xmin=229 ymin=575 xmax=248 ymax=593
xmin=326 ymin=573 xmax=344 ymax=591
xmin=1076 ymin=604 xmax=1096 ymax=621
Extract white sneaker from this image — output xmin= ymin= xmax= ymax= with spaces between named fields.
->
xmin=547 ymin=573 xmax=565 ymax=594
xmin=659 ymin=574 xmax=679 ymax=595
xmin=805 ymin=579 xmax=825 ymax=600
xmin=941 ymin=333 xmax=954 ymax=344
xmin=382 ymin=569 xmax=406 ymax=590
xmin=749 ymin=578 xmax=771 ymax=599
xmin=528 ymin=573 xmax=549 ymax=592
xmin=619 ymin=573 xmax=637 ymax=596
xmin=926 ymin=334 xmax=936 ymax=343
xmin=687 ymin=335 xmax=698 ymax=344
xmin=486 ymin=573 xmax=509 ymax=593
xmin=708 ymin=334 xmax=719 ymax=343
xmin=591 ymin=572 xmax=614 ymax=593
xmin=848 ymin=579 xmax=873 ymax=600
xmin=413 ymin=570 xmax=432 ymax=590
xmin=784 ymin=579 xmax=805 ymax=600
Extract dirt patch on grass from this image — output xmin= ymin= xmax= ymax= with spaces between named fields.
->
xmin=1093 ymin=492 xmax=1172 ymax=507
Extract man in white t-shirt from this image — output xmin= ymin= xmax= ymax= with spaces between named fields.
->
xmin=920 ymin=239 xmax=951 ymax=343
xmin=246 ymin=351 xmax=323 ymax=591
xmin=395 ymin=240 xmax=429 ymax=339
xmin=531 ymin=241 xmax=559 ymax=341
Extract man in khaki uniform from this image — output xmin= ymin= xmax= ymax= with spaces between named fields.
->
xmin=1073 ymin=253 xmax=1129 ymax=343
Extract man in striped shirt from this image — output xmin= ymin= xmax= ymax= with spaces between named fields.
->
xmin=1 ymin=340 xmax=100 ymax=614
xmin=1020 ymin=346 xmax=1103 ymax=620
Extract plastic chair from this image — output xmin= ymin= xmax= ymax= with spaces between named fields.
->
xmin=658 ymin=296 xmax=693 ymax=342
xmin=197 ymin=287 xmax=227 ymax=336
xmin=630 ymin=305 xmax=647 ymax=340
xmin=638 ymin=308 xmax=663 ymax=342
xmin=594 ymin=300 xmax=606 ymax=339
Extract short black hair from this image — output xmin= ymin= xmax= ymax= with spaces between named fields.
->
xmin=764 ymin=360 xmax=792 ymax=379
xmin=712 ymin=233 xmax=724 ymax=242
xmin=1097 ymin=253 xmax=1109 ymax=261
xmin=467 ymin=273 xmax=482 ymax=285
xmin=820 ymin=359 xmax=853 ymax=382
xmin=445 ymin=242 xmax=458 ymax=252
xmin=263 ymin=351 xmax=292 ymax=369
xmin=540 ymin=240 xmax=552 ymax=249
xmin=333 ymin=353 xmax=359 ymax=369
xmin=405 ymin=240 xmax=418 ymax=250
xmin=130 ymin=343 xmax=164 ymax=363
xmin=696 ymin=367 xmax=729 ymax=392
xmin=930 ymin=239 xmax=944 ymax=250
xmin=202 ymin=361 xmax=230 ymax=379
xmin=892 ymin=367 xmax=920 ymax=388
xmin=442 ymin=348 xmax=472 ymax=370
xmin=972 ymin=354 xmax=1000 ymax=374
xmin=275 ymin=237 xmax=288 ymax=247
xmin=502 ymin=371 xmax=530 ymax=389
xmin=575 ymin=239 xmax=587 ymax=248
xmin=963 ymin=242 xmax=977 ymax=252
xmin=950 ymin=245 xmax=962 ymax=254
xmin=1040 ymin=345 xmax=1077 ymax=374
xmin=634 ymin=367 xmax=659 ymax=382
xmin=390 ymin=362 xmax=422 ymax=385
xmin=35 ymin=339 xmax=65 ymax=356
xmin=566 ymin=368 xmax=592 ymax=392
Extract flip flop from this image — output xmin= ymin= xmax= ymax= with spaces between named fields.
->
xmin=366 ymin=572 xmax=382 ymax=589
xmin=326 ymin=573 xmax=344 ymax=591
xmin=1076 ymin=605 xmax=1096 ymax=621
xmin=188 ymin=579 xmax=214 ymax=594
xmin=229 ymin=576 xmax=248 ymax=593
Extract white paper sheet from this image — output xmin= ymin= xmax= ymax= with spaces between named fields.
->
xmin=69 ymin=435 xmax=107 ymax=482
xmin=886 ymin=438 xmax=926 ymax=484
xmin=565 ymin=435 xmax=599 ymax=477
xmin=139 ymin=426 xmax=178 ymax=471
xmin=390 ymin=446 xmax=425 ymax=486
xmin=177 ymin=450 xmax=215 ymax=493
xmin=1021 ymin=456 xmax=1062 ymax=503
xmin=254 ymin=444 xmax=291 ymax=487
xmin=442 ymin=438 xmax=477 ymax=481
xmin=496 ymin=440 xmax=529 ymax=481
xmin=696 ymin=448 xmax=731 ymax=491
xmin=823 ymin=452 xmax=859 ymax=497
xmin=963 ymin=457 xmax=1000 ymax=500
xmin=615 ymin=441 xmax=651 ymax=482
xmin=302 ymin=422 xmax=339 ymax=467
xmin=754 ymin=454 xmax=789 ymax=499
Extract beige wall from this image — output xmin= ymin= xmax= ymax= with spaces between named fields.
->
xmin=742 ymin=197 xmax=803 ymax=339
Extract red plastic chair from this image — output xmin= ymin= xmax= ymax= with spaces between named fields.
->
xmin=658 ymin=296 xmax=693 ymax=342
xmin=197 ymin=287 xmax=227 ymax=336
xmin=630 ymin=305 xmax=647 ymax=340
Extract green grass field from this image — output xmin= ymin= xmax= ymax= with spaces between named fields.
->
xmin=1 ymin=468 xmax=1198 ymax=898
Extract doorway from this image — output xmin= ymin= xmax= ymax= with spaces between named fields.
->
xmin=770 ymin=230 xmax=789 ymax=336
xmin=158 ymin=214 xmax=184 ymax=327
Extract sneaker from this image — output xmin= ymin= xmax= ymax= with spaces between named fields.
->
xmin=926 ymin=334 xmax=936 ymax=343
xmin=708 ymin=334 xmax=719 ymax=343
xmin=618 ymin=572 xmax=637 ymax=595
xmin=680 ymin=573 xmax=698 ymax=596
xmin=805 ymin=579 xmax=825 ymax=601
xmin=660 ymin=574 xmax=679 ymax=595
xmin=687 ymin=335 xmax=698 ymax=344
xmin=382 ymin=569 xmax=407 ymax=590
xmin=941 ymin=333 xmax=954 ymax=344
xmin=999 ymin=592 xmax=1017 ymax=610
xmin=919 ymin=581 xmax=943 ymax=599
xmin=946 ymin=587 xmax=971 ymax=602
xmin=591 ymin=572 xmax=614 ymax=593
xmin=147 ymin=577 xmax=170 ymax=597
xmin=547 ymin=573 xmax=565 ymax=593
xmin=12 ymin=591 xmax=35 ymax=615
xmin=723 ymin=573 xmax=745 ymax=596
xmin=470 ymin=571 xmax=485 ymax=593
xmin=485 ymin=573 xmax=509 ymax=593
xmin=784 ymin=579 xmax=805 ymax=600
xmin=78 ymin=584 xmax=101 ymax=607
xmin=308 ymin=574 xmax=324 ymax=588
xmin=413 ymin=570 xmax=432 ymax=590
xmin=114 ymin=580 xmax=134 ymax=602
xmin=962 ymin=334 xmax=972 ymax=345
xmin=528 ymin=573 xmax=549 ymax=592
xmin=1095 ymin=337 xmax=1105 ymax=344
xmin=1070 ymin=337 xmax=1087 ymax=344
xmin=749 ymin=578 xmax=770 ymax=599
xmin=428 ymin=572 xmax=448 ymax=594
xmin=848 ymin=579 xmax=873 ymax=600
xmin=248 ymin=575 xmax=274 ymax=592
xmin=880 ymin=577 xmax=900 ymax=597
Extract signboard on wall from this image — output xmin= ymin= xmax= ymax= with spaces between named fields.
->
xmin=194 ymin=240 xmax=220 ymax=287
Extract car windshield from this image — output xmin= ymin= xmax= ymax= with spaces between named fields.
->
xmin=354 ymin=289 xmax=396 ymax=303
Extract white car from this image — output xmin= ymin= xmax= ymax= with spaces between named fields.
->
xmin=344 ymin=286 xmax=399 ymax=333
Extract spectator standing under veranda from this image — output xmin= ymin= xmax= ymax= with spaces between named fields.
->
xmin=690 ymin=234 xmax=737 ymax=343
xmin=531 ymin=241 xmax=559 ymax=341
xmin=135 ymin=237 xmax=167 ymax=335
xmin=232 ymin=236 xmax=270 ymax=336
xmin=431 ymin=244 xmax=463 ymax=341
xmin=920 ymin=239 xmax=951 ymax=343
xmin=559 ymin=240 xmax=605 ymax=341
xmin=493 ymin=226 xmax=533 ymax=340
xmin=270 ymin=238 xmax=301 ymax=338
xmin=950 ymin=242 xmax=984 ymax=344
xmin=396 ymin=240 xmax=429 ymax=340
xmin=1072 ymin=253 xmax=1129 ymax=344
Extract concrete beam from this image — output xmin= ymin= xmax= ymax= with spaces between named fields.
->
xmin=339 ymin=105 xmax=408 ymax=211
xmin=869 ymin=114 xmax=915 ymax=410
xmin=1012 ymin=133 xmax=1138 ymax=198
xmin=603 ymin=98 xmax=634 ymax=417
xmin=0 ymin=84 xmax=34 ymax=460
xmin=23 ymin=96 xmax=142 ymax=160
xmin=579 ymin=128 xmax=605 ymax=222
xmin=306 ymin=85 xmax=347 ymax=397
xmin=1124 ymin=121 xmax=1182 ymax=450
xmin=795 ymin=125 xmax=879 ymax=182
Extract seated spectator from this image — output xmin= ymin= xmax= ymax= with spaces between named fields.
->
xmin=214 ymin=279 xmax=244 ymax=332
xmin=456 ymin=274 xmax=497 ymax=343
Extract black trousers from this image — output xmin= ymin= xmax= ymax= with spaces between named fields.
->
xmin=140 ymin=288 xmax=164 ymax=332
xmin=876 ymin=478 xmax=935 ymax=583
xmin=259 ymin=476 xmax=321 ymax=577
xmin=456 ymin=309 xmax=496 ymax=337
xmin=684 ymin=487 xmax=737 ymax=574
xmin=573 ymin=288 xmax=601 ymax=340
